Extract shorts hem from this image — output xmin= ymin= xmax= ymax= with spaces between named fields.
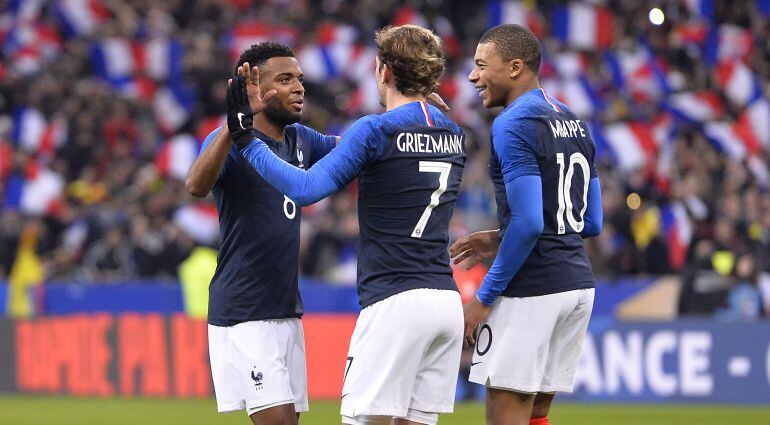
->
xmin=246 ymin=399 xmax=298 ymax=415
xmin=408 ymin=403 xmax=454 ymax=414
xmin=342 ymin=406 xmax=408 ymax=418
xmin=217 ymin=402 xmax=246 ymax=413
xmin=468 ymin=373 xmax=540 ymax=394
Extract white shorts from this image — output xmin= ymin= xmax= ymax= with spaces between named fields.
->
xmin=469 ymin=288 xmax=594 ymax=394
xmin=208 ymin=318 xmax=308 ymax=416
xmin=341 ymin=288 xmax=463 ymax=422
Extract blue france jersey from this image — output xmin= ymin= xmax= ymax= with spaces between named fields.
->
xmin=204 ymin=124 xmax=336 ymax=326
xmin=490 ymin=88 xmax=597 ymax=297
xmin=351 ymin=103 xmax=466 ymax=307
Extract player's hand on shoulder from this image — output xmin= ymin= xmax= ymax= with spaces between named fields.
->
xmin=449 ymin=230 xmax=501 ymax=269
xmin=226 ymin=73 xmax=255 ymax=149
xmin=426 ymin=92 xmax=450 ymax=112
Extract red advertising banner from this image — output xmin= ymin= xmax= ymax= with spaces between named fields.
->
xmin=5 ymin=313 xmax=357 ymax=399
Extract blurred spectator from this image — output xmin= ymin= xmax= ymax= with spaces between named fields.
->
xmin=0 ymin=0 xmax=767 ymax=324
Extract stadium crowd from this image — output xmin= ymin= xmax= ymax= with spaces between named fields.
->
xmin=1 ymin=0 xmax=769 ymax=319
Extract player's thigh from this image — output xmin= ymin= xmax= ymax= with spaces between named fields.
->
xmin=468 ymin=294 xmax=564 ymax=393
xmin=408 ymin=290 xmax=463 ymax=414
xmin=248 ymin=402 xmax=297 ymax=425
xmin=542 ymin=288 xmax=594 ymax=392
xmin=341 ymin=289 xmax=451 ymax=417
xmin=486 ymin=387 xmax=536 ymax=425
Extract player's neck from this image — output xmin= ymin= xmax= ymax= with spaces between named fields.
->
xmin=505 ymin=76 xmax=540 ymax=107
xmin=384 ymin=88 xmax=427 ymax=112
xmin=253 ymin=114 xmax=286 ymax=142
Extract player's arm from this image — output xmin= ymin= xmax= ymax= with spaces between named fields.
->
xmin=185 ymin=126 xmax=231 ymax=197
xmin=464 ymin=119 xmax=543 ymax=345
xmin=476 ymin=176 xmax=543 ymax=304
xmin=581 ymin=177 xmax=602 ymax=238
xmin=228 ymin=75 xmax=370 ymax=205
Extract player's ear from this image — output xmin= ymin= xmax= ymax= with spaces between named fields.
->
xmin=509 ymin=59 xmax=524 ymax=80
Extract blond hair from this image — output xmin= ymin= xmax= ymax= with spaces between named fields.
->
xmin=375 ymin=24 xmax=445 ymax=96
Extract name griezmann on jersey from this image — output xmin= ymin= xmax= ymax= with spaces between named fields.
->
xmin=396 ymin=132 xmax=464 ymax=154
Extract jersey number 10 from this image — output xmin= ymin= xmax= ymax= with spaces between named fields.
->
xmin=555 ymin=152 xmax=590 ymax=234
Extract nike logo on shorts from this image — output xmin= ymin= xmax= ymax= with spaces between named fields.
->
xmin=471 ymin=361 xmax=483 ymax=367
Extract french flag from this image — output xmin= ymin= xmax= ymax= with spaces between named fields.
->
xmin=715 ymin=60 xmax=762 ymax=108
xmin=736 ymin=98 xmax=770 ymax=151
xmin=153 ymin=84 xmax=195 ymax=134
xmin=155 ymin=134 xmax=198 ymax=181
xmin=551 ymin=3 xmax=614 ymax=50
xmin=144 ymin=38 xmax=184 ymax=82
xmin=683 ymin=0 xmax=714 ymax=20
xmin=56 ymin=0 xmax=110 ymax=38
xmin=391 ymin=5 xmax=428 ymax=27
xmin=12 ymin=108 xmax=67 ymax=157
xmin=604 ymin=48 xmax=670 ymax=102
xmin=488 ymin=1 xmax=541 ymax=35
xmin=9 ymin=162 xmax=65 ymax=216
xmin=173 ymin=203 xmax=219 ymax=245
xmin=667 ymin=91 xmax=724 ymax=124
xmin=599 ymin=121 xmax=658 ymax=173
xmin=542 ymin=77 xmax=601 ymax=118
xmin=703 ymin=24 xmax=753 ymax=67
xmin=296 ymin=44 xmax=340 ymax=81
xmin=550 ymin=51 xmax=587 ymax=79
xmin=652 ymin=113 xmax=676 ymax=193
xmin=661 ymin=202 xmax=693 ymax=271
xmin=704 ymin=121 xmax=761 ymax=161
xmin=90 ymin=37 xmax=140 ymax=83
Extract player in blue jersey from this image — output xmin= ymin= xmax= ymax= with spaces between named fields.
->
xmin=185 ymin=43 xmax=338 ymax=425
xmin=226 ymin=25 xmax=465 ymax=425
xmin=449 ymin=25 xmax=603 ymax=425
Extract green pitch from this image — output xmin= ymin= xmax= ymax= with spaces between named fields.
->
xmin=1 ymin=396 xmax=770 ymax=425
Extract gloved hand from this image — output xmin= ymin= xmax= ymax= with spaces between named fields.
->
xmin=226 ymin=74 xmax=254 ymax=149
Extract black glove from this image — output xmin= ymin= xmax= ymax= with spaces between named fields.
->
xmin=226 ymin=74 xmax=254 ymax=149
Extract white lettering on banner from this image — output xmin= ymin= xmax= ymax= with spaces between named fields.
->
xmin=574 ymin=330 xmax=716 ymax=398
xmin=680 ymin=332 xmax=713 ymax=396
xmin=573 ymin=335 xmax=602 ymax=394
xmin=645 ymin=331 xmax=677 ymax=396
xmin=603 ymin=331 xmax=644 ymax=395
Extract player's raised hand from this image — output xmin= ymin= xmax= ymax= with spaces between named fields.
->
xmin=238 ymin=62 xmax=277 ymax=115
xmin=426 ymin=92 xmax=450 ymax=112
xmin=226 ymin=74 xmax=255 ymax=149
xmin=449 ymin=230 xmax=501 ymax=269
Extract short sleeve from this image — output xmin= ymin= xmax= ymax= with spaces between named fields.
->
xmin=491 ymin=117 xmax=540 ymax=184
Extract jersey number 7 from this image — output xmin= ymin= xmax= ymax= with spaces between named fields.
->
xmin=412 ymin=161 xmax=452 ymax=238
xmin=555 ymin=152 xmax=590 ymax=234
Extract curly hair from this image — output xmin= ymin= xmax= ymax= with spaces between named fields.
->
xmin=235 ymin=42 xmax=294 ymax=71
xmin=479 ymin=24 xmax=541 ymax=74
xmin=375 ymin=25 xmax=445 ymax=96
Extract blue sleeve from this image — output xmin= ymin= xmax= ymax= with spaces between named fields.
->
xmin=581 ymin=177 xmax=603 ymax=238
xmin=477 ymin=175 xmax=544 ymax=305
xmin=240 ymin=117 xmax=377 ymax=206
xmin=295 ymin=126 xmax=338 ymax=166
xmin=491 ymin=116 xmax=540 ymax=183
xmin=199 ymin=126 xmax=231 ymax=176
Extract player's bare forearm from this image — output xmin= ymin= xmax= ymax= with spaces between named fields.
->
xmin=185 ymin=126 xmax=232 ymax=197
xmin=449 ymin=229 xmax=501 ymax=269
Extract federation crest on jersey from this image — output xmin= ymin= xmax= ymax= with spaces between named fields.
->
xmin=297 ymin=148 xmax=304 ymax=168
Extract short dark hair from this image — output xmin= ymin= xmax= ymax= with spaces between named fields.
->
xmin=479 ymin=24 xmax=541 ymax=74
xmin=376 ymin=25 xmax=445 ymax=96
xmin=235 ymin=42 xmax=294 ymax=71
